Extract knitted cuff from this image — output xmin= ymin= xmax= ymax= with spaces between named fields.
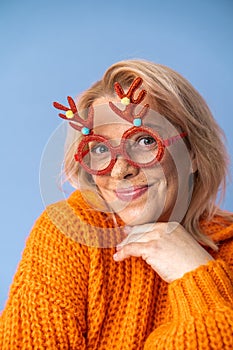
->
xmin=168 ymin=259 xmax=233 ymax=320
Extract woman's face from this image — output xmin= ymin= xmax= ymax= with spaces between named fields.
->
xmin=89 ymin=98 xmax=193 ymax=226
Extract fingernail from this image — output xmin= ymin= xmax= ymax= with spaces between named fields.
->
xmin=124 ymin=226 xmax=131 ymax=234
xmin=166 ymin=222 xmax=178 ymax=234
xmin=113 ymin=253 xmax=119 ymax=261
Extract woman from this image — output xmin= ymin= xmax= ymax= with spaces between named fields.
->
xmin=1 ymin=59 xmax=233 ymax=349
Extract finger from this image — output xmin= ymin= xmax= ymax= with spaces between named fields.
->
xmin=119 ymin=223 xmax=157 ymax=246
xmin=118 ymin=228 xmax=162 ymax=248
xmin=118 ymin=232 xmax=148 ymax=248
xmin=165 ymin=221 xmax=180 ymax=234
xmin=124 ymin=223 xmax=156 ymax=235
xmin=113 ymin=242 xmax=148 ymax=261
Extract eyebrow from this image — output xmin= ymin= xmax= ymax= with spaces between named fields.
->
xmin=144 ymin=123 xmax=166 ymax=132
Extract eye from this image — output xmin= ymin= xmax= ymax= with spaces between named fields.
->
xmin=137 ymin=136 xmax=157 ymax=147
xmin=90 ymin=143 xmax=109 ymax=154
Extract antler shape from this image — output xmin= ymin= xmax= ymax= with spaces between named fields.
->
xmin=109 ymin=77 xmax=149 ymax=126
xmin=53 ymin=96 xmax=94 ymax=135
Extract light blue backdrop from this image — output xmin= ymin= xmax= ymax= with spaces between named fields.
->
xmin=0 ymin=0 xmax=232 ymax=310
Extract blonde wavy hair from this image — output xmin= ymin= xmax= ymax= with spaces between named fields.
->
xmin=63 ymin=59 xmax=232 ymax=250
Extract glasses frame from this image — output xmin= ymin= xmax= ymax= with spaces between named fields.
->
xmin=74 ymin=126 xmax=187 ymax=176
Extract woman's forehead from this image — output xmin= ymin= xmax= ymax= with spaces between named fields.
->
xmin=91 ymin=101 xmax=177 ymax=136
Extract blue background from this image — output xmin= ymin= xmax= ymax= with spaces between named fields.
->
xmin=0 ymin=0 xmax=232 ymax=310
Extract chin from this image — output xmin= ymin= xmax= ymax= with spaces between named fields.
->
xmin=117 ymin=205 xmax=164 ymax=226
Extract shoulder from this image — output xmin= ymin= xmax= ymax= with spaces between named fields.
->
xmin=200 ymin=213 xmax=233 ymax=266
xmin=200 ymin=212 xmax=233 ymax=243
xmin=6 ymin=196 xmax=92 ymax=308
xmin=35 ymin=190 xmax=124 ymax=248
xmin=26 ymin=196 xmax=89 ymax=260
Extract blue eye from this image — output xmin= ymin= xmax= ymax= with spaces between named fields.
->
xmin=91 ymin=144 xmax=109 ymax=154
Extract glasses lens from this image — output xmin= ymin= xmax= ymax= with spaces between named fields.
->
xmin=81 ymin=140 xmax=112 ymax=172
xmin=124 ymin=131 xmax=159 ymax=165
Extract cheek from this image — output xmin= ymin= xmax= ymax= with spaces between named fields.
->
xmin=93 ymin=175 xmax=108 ymax=193
xmin=93 ymin=175 xmax=102 ymax=187
xmin=160 ymin=152 xmax=178 ymax=184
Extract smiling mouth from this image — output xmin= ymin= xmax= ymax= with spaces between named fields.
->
xmin=114 ymin=185 xmax=149 ymax=201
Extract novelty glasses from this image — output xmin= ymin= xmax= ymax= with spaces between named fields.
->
xmin=53 ymin=77 xmax=187 ymax=176
xmin=74 ymin=126 xmax=187 ymax=175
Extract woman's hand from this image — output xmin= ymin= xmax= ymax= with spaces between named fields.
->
xmin=113 ymin=222 xmax=214 ymax=283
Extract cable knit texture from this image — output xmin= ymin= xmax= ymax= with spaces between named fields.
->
xmin=0 ymin=190 xmax=233 ymax=349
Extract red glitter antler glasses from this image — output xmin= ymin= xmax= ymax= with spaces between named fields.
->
xmin=109 ymin=77 xmax=149 ymax=127
xmin=53 ymin=77 xmax=187 ymax=175
xmin=53 ymin=96 xmax=94 ymax=135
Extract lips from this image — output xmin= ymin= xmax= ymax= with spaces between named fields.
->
xmin=114 ymin=185 xmax=149 ymax=201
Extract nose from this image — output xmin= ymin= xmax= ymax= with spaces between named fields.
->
xmin=110 ymin=156 xmax=139 ymax=180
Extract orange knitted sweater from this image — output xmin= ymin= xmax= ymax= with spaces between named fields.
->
xmin=1 ymin=190 xmax=233 ymax=349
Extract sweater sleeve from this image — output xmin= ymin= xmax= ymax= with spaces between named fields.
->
xmin=144 ymin=259 xmax=233 ymax=349
xmin=0 ymin=210 xmax=89 ymax=350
